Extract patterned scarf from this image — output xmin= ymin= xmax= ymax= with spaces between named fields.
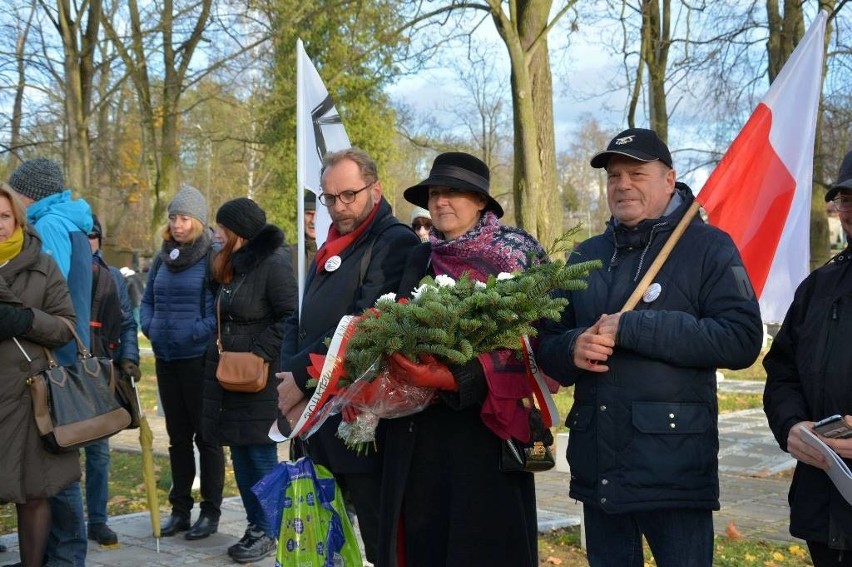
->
xmin=430 ymin=211 xmax=547 ymax=443
xmin=430 ymin=211 xmax=546 ymax=280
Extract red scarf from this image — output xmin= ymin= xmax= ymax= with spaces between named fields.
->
xmin=314 ymin=201 xmax=381 ymax=273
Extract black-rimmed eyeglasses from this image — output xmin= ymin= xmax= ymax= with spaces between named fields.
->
xmin=318 ymin=181 xmax=374 ymax=207
xmin=832 ymin=196 xmax=852 ymax=212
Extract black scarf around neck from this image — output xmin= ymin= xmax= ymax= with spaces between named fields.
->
xmin=160 ymin=230 xmax=212 ymax=272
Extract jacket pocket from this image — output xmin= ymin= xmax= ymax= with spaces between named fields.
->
xmin=566 ymin=404 xmax=594 ymax=431
xmin=625 ymin=401 xmax=715 ymax=492
xmin=632 ymin=401 xmax=712 ymax=435
xmin=565 ymin=404 xmax=596 ymax=492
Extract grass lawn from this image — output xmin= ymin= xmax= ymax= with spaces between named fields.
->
xmin=538 ymin=526 xmax=813 ymax=566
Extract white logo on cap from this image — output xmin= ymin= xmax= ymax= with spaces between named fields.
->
xmin=614 ymin=135 xmax=635 ymax=145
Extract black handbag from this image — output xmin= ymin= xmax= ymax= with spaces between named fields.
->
xmin=14 ymin=319 xmax=132 ymax=453
xmin=500 ymin=406 xmax=556 ymax=473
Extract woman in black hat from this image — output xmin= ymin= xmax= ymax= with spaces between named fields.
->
xmin=377 ymin=152 xmax=547 ymax=567
xmin=201 ymin=197 xmax=297 ymax=564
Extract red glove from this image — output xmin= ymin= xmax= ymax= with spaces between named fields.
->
xmin=388 ymin=353 xmax=457 ymax=391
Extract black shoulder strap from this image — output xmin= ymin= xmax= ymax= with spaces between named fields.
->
xmin=358 ymin=215 xmax=411 ymax=287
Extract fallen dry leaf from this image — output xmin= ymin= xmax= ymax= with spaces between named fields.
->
xmin=545 ymin=556 xmax=563 ymax=565
xmin=725 ymin=520 xmax=742 ymax=540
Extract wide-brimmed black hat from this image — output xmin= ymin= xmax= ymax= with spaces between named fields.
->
xmin=825 ymin=150 xmax=852 ymax=202
xmin=590 ymin=128 xmax=673 ymax=169
xmin=403 ymin=152 xmax=503 ymax=218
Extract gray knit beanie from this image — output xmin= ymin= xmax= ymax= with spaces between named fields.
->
xmin=9 ymin=158 xmax=65 ymax=202
xmin=167 ymin=185 xmax=208 ymax=225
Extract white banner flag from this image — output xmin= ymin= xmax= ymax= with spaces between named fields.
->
xmin=296 ymin=39 xmax=351 ymax=309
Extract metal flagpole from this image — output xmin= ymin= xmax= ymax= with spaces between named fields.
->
xmin=296 ymin=39 xmax=307 ymax=316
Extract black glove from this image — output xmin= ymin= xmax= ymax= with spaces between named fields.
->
xmin=119 ymin=359 xmax=142 ymax=381
xmin=0 ymin=303 xmax=34 ymax=341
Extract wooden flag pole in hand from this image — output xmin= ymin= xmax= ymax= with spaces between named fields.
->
xmin=619 ymin=200 xmax=702 ymax=313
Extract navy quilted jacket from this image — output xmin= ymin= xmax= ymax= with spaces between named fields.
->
xmin=140 ymin=252 xmax=214 ymax=361
xmin=538 ymin=185 xmax=762 ymax=513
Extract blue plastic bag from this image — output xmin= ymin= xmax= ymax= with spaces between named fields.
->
xmin=253 ymin=456 xmax=361 ymax=566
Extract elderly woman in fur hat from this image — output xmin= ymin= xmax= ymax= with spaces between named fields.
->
xmin=377 ymin=152 xmax=547 ymax=567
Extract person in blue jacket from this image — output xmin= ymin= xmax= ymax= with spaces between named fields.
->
xmin=538 ymin=129 xmax=763 ymax=567
xmin=9 ymin=157 xmax=93 ymax=567
xmin=84 ymin=214 xmax=141 ymax=546
xmin=141 ymin=185 xmax=224 ymax=540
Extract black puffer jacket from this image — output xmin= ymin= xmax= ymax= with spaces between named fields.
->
xmin=202 ymin=225 xmax=297 ymax=446
xmin=538 ymin=185 xmax=762 ymax=513
xmin=764 ymin=246 xmax=852 ymax=550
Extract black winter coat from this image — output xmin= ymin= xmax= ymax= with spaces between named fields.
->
xmin=202 ymin=225 xmax=297 ymax=446
xmin=279 ymin=198 xmax=419 ymax=474
xmin=376 ymin=243 xmax=538 ymax=567
xmin=538 ymin=185 xmax=763 ymax=513
xmin=763 ymin=246 xmax=852 ymax=550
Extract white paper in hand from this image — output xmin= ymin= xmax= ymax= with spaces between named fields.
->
xmin=799 ymin=425 xmax=852 ymax=506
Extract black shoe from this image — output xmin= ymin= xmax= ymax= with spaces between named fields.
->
xmin=160 ymin=514 xmax=191 ymax=537
xmin=185 ymin=514 xmax=218 ymax=540
xmin=227 ymin=525 xmax=260 ymax=557
xmin=87 ymin=522 xmax=118 ymax=545
xmin=230 ymin=532 xmax=275 ymax=564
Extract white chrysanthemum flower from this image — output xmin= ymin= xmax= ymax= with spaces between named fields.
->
xmin=411 ymin=284 xmax=433 ymax=301
xmin=474 ymin=281 xmax=487 ymax=289
xmin=434 ymin=274 xmax=457 ymax=287
xmin=497 ymin=272 xmax=515 ymax=280
xmin=375 ymin=292 xmax=396 ymax=306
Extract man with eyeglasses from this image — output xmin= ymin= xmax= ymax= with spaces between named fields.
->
xmin=277 ymin=147 xmax=419 ymax=565
xmin=764 ymin=150 xmax=852 ymax=567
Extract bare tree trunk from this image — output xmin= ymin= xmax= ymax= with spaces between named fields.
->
xmin=54 ymin=0 xmax=101 ymax=196
xmin=642 ymin=0 xmax=670 ymax=141
xmin=103 ymin=0 xmax=212 ymax=227
xmin=489 ymin=0 xmax=569 ymax=247
xmin=9 ymin=4 xmax=37 ymax=166
xmin=810 ymin=0 xmax=836 ymax=268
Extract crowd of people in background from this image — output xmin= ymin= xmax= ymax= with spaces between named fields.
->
xmin=0 ymin=135 xmax=850 ymax=567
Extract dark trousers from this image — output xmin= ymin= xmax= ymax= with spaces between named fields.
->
xmin=337 ymin=472 xmax=381 ymax=564
xmin=583 ymin=504 xmax=713 ymax=567
xmin=807 ymin=541 xmax=852 ymax=567
xmin=156 ymin=356 xmax=224 ymax=519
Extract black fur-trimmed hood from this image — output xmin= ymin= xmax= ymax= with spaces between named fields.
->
xmin=231 ymin=224 xmax=285 ymax=274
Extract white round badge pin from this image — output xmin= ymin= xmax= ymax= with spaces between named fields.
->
xmin=169 ymin=248 xmax=180 ymax=260
xmin=325 ymin=255 xmax=342 ymax=272
xmin=642 ymin=282 xmax=662 ymax=303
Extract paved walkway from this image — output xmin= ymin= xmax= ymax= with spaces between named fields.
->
xmin=0 ymin=379 xmax=800 ymax=565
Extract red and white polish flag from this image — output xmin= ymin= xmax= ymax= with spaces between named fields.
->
xmin=696 ymin=11 xmax=827 ymax=324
